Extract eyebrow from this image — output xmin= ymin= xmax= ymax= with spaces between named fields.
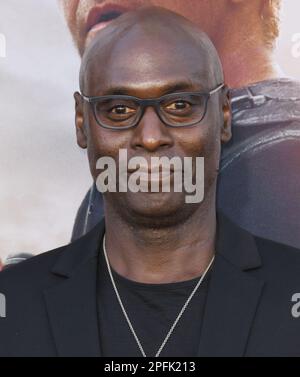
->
xmin=101 ymin=80 xmax=204 ymax=97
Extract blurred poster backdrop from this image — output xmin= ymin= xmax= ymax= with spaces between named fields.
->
xmin=0 ymin=1 xmax=299 ymax=261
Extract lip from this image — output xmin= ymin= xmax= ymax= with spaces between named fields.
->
xmin=85 ymin=3 xmax=132 ymax=35
xmin=127 ymin=165 xmax=178 ymax=175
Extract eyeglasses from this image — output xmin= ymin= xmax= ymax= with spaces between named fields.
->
xmin=81 ymin=83 xmax=224 ymax=130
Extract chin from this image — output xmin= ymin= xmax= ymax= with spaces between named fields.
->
xmin=119 ymin=192 xmax=196 ymax=228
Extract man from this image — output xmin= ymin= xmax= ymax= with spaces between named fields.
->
xmin=0 ymin=8 xmax=300 ymax=357
xmin=60 ymin=0 xmax=300 ymax=249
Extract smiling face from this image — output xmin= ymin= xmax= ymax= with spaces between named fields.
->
xmin=60 ymin=0 xmax=223 ymax=56
xmin=74 ymin=9 xmax=231 ymax=226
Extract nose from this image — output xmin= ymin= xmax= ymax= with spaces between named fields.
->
xmin=130 ymin=107 xmax=174 ymax=152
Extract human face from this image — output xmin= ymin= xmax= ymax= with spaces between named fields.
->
xmin=61 ymin=0 xmax=222 ymax=56
xmin=74 ymin=28 xmax=231 ymax=225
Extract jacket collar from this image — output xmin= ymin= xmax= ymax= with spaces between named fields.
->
xmin=215 ymin=212 xmax=262 ymax=270
xmin=45 ymin=212 xmax=264 ymax=357
xmin=50 ymin=213 xmax=261 ymax=278
xmin=50 ymin=219 xmax=105 ymax=278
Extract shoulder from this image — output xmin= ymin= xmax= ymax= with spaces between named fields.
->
xmin=246 ymin=236 xmax=300 ymax=354
xmin=0 ymin=244 xmax=68 ymax=294
xmin=255 ymin=236 xmax=300 ymax=266
xmin=0 ymin=220 xmax=104 ymax=293
xmin=253 ymin=235 xmax=300 ymax=286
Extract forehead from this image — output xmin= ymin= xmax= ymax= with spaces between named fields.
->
xmin=85 ymin=29 xmax=214 ymax=95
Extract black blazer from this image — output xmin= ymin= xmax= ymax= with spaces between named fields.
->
xmin=1 ymin=214 xmax=300 ymax=357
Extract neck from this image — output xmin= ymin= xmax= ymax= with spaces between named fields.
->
xmin=221 ymin=45 xmax=279 ymax=88
xmin=212 ymin=13 xmax=279 ymax=88
xmin=103 ymin=198 xmax=217 ymax=284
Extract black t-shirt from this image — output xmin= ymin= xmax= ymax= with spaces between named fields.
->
xmin=97 ymin=245 xmax=211 ymax=357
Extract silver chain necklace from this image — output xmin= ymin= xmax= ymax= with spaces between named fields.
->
xmin=102 ymin=234 xmax=215 ymax=357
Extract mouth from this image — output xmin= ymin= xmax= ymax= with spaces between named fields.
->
xmin=85 ymin=3 xmax=131 ymax=35
xmin=128 ymin=165 xmax=182 ymax=187
xmin=128 ymin=164 xmax=177 ymax=175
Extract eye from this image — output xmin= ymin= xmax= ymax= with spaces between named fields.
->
xmin=110 ymin=105 xmax=136 ymax=115
xmin=165 ymin=100 xmax=192 ymax=112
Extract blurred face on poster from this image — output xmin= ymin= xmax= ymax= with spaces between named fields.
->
xmin=61 ymin=0 xmax=220 ymax=56
xmin=60 ymin=0 xmax=281 ymax=87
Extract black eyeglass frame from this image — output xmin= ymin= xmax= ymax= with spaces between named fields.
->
xmin=81 ymin=83 xmax=225 ymax=130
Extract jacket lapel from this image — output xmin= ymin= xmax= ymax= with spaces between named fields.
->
xmin=197 ymin=254 xmax=264 ymax=356
xmin=197 ymin=214 xmax=265 ymax=356
xmin=44 ymin=221 xmax=105 ymax=357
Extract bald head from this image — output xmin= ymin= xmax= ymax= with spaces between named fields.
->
xmin=79 ymin=7 xmax=224 ymax=95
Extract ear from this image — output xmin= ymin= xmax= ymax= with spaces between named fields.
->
xmin=74 ymin=92 xmax=87 ymax=149
xmin=220 ymin=86 xmax=232 ymax=144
